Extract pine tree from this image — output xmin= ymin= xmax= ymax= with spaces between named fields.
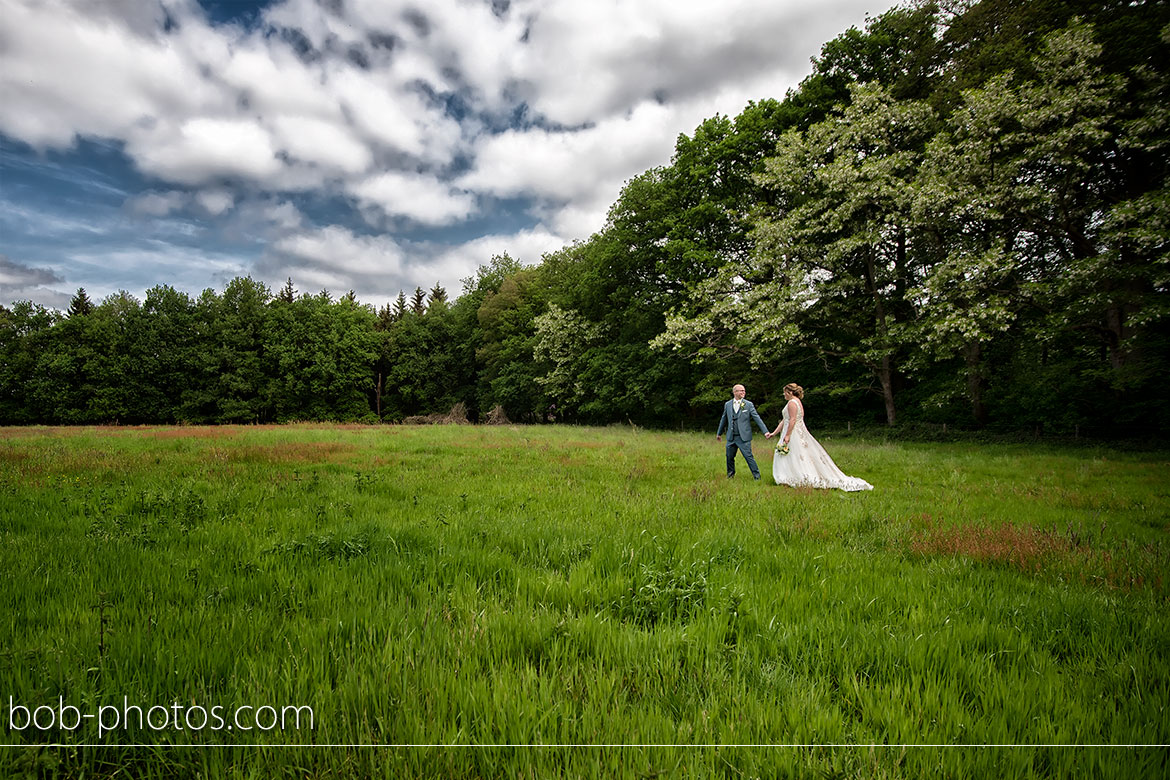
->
xmin=376 ymin=302 xmax=395 ymax=331
xmin=428 ymin=283 xmax=448 ymax=306
xmin=393 ymin=291 xmax=408 ymax=320
xmin=277 ymin=278 xmax=296 ymax=303
xmin=67 ymin=288 xmax=93 ymax=317
xmin=410 ymin=286 xmax=427 ymax=315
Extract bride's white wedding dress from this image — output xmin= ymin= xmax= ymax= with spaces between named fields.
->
xmin=773 ymin=400 xmax=873 ymax=491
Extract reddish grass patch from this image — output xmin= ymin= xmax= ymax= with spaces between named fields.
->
xmin=0 ymin=447 xmax=34 ymax=464
xmin=145 ymin=426 xmax=242 ymax=440
xmin=223 ymin=441 xmax=358 ymax=464
xmin=910 ymin=520 xmax=1165 ymax=595
xmin=911 ymin=521 xmax=1076 ymax=572
xmin=0 ymin=428 xmax=51 ymax=439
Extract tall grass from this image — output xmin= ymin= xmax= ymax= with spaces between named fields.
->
xmin=1 ymin=424 xmax=1167 ymax=778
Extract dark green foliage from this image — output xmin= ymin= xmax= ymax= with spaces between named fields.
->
xmin=0 ymin=300 xmax=61 ymax=423
xmin=474 ymin=267 xmax=548 ymax=421
xmin=655 ymin=2 xmax=1170 ymax=435
xmin=276 ymin=277 xmax=296 ymax=303
xmin=196 ymin=277 xmax=271 ymax=423
xmin=66 ymin=287 xmax=93 ymax=318
xmin=265 ymin=291 xmax=378 ymax=422
xmin=2 ymin=1 xmax=1167 ymax=435
xmin=377 ymin=303 xmax=465 ymax=419
xmin=409 ymin=286 xmax=427 ymax=315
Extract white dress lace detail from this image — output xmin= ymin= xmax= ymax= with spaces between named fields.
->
xmin=773 ymin=400 xmax=873 ymax=492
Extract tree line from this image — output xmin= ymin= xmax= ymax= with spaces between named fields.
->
xmin=2 ymin=0 xmax=1168 ymax=434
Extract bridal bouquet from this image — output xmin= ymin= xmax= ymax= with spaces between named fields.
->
xmin=776 ymin=442 xmax=789 ymax=456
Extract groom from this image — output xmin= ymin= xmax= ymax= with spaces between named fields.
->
xmin=715 ymin=384 xmax=770 ymax=480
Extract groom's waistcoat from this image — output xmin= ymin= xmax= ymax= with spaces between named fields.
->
xmin=719 ymin=399 xmax=762 ymax=441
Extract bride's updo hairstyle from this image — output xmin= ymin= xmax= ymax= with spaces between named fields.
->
xmin=783 ymin=383 xmax=805 ymax=399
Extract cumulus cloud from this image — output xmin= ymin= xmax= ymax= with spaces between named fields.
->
xmin=509 ymin=0 xmax=866 ymax=126
xmin=125 ymin=188 xmax=234 ymax=223
xmin=428 ymin=226 xmax=571 ymax=287
xmin=195 ymin=189 xmax=236 ymax=217
xmin=269 ymin=115 xmax=372 ymax=175
xmin=457 ymin=99 xmax=681 ymax=235
xmin=262 ymin=226 xmax=409 ymax=300
xmin=260 ymin=201 xmax=305 ymax=231
xmin=350 ymin=171 xmax=476 ymax=226
xmin=273 ymin=225 xmax=405 ymax=277
xmin=0 ymin=0 xmax=221 ymax=148
xmin=128 ymin=117 xmax=283 ymax=185
xmin=259 ymin=224 xmax=568 ymax=309
xmin=458 ymin=102 xmax=672 ymax=201
xmin=0 ymin=0 xmax=466 ymax=190
xmin=1 ymin=0 xmax=900 ymax=306
xmin=327 ymin=67 xmax=463 ymax=165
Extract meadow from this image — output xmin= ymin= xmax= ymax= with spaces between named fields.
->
xmin=0 ymin=423 xmax=1167 ymax=778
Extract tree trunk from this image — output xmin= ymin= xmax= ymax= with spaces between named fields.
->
xmin=879 ymin=354 xmax=897 ymax=426
xmin=894 ymin=226 xmax=908 ymax=302
xmin=1105 ymin=303 xmax=1126 ymax=372
xmin=964 ymin=341 xmax=988 ymax=428
xmin=375 ymin=371 xmax=383 ymax=418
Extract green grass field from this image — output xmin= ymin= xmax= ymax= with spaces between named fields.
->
xmin=1 ymin=424 xmax=1167 ymax=778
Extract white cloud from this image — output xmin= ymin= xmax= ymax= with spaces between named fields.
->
xmin=1 ymin=0 xmax=903 ymax=307
xmin=269 ymin=114 xmax=373 ymax=175
xmin=328 ymin=67 xmax=463 ymax=164
xmin=128 ymin=117 xmax=282 ymax=185
xmin=429 ymin=227 xmax=570 ymax=284
xmin=259 ymin=224 xmax=568 ymax=310
xmin=350 ymin=171 xmax=476 ymax=225
xmin=273 ymin=225 xmax=406 ymax=278
xmin=456 ymin=100 xmax=678 ymax=236
xmin=216 ymin=38 xmax=337 ymax=119
xmin=510 ymin=0 xmax=875 ymax=126
xmin=195 ymin=189 xmax=235 ymax=216
xmin=261 ymin=201 xmax=305 ymax=231
xmin=0 ymin=0 xmax=223 ymax=147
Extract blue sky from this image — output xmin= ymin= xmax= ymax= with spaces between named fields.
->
xmin=0 ymin=0 xmax=899 ymax=311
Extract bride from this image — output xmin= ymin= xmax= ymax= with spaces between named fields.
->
xmin=766 ymin=383 xmax=873 ymax=491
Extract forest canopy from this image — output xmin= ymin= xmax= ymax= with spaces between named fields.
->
xmin=3 ymin=0 xmax=1167 ymax=435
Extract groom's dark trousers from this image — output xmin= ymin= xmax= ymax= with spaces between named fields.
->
xmin=726 ymin=431 xmax=761 ymax=479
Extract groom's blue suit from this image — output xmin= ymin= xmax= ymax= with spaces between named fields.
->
xmin=716 ymin=398 xmax=769 ymax=479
